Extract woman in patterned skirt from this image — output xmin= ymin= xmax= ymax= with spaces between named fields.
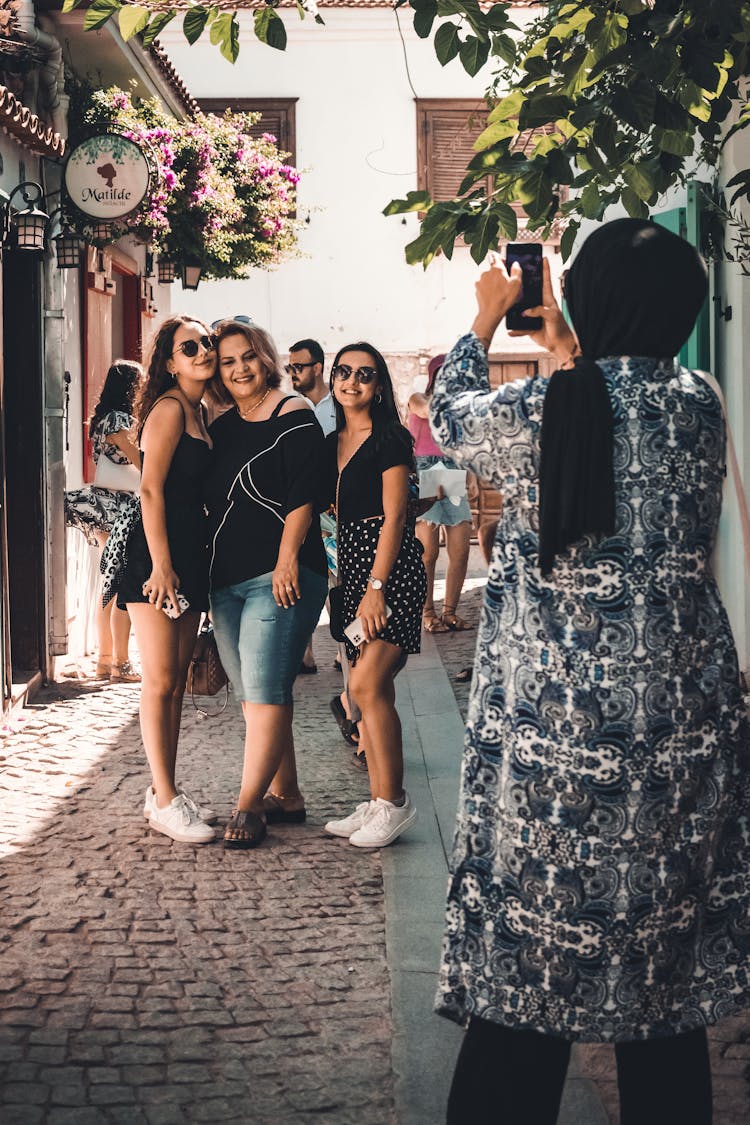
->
xmin=432 ymin=220 xmax=750 ymax=1125
xmin=65 ymin=361 xmax=143 ymax=681
xmin=323 ymin=342 xmax=426 ymax=849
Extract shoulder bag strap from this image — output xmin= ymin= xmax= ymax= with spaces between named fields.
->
xmin=695 ymin=369 xmax=750 ymax=584
xmin=270 ymin=395 xmax=297 ymax=419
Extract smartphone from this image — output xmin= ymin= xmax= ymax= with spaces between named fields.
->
xmin=505 ymin=242 xmax=543 ymax=331
xmin=344 ymin=605 xmax=393 ymax=647
xmin=161 ymin=593 xmax=190 ymax=619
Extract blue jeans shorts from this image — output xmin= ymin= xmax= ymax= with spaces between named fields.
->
xmin=210 ymin=566 xmax=328 ymax=705
xmin=415 ymin=455 xmax=472 ymax=526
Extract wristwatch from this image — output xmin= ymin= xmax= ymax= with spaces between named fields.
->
xmin=367 ymin=574 xmax=384 ymax=590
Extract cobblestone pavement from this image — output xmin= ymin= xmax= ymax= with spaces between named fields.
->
xmin=0 ymin=628 xmax=394 ymax=1124
xmin=432 ymin=583 xmax=750 ymax=1125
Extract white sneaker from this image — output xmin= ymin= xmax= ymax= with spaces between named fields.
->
xmin=349 ymin=794 xmax=417 ymax=848
xmin=143 ymin=785 xmax=217 ymax=825
xmin=148 ymin=793 xmax=215 ymax=844
xmin=324 ymin=801 xmax=375 ymax=839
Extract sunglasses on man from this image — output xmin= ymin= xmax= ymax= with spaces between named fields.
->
xmin=331 ymin=364 xmax=378 ymax=385
xmin=172 ymin=334 xmax=216 ymax=358
xmin=284 ymin=361 xmax=318 ymax=375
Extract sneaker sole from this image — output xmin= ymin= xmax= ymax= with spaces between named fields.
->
xmin=148 ymin=816 xmax=215 ymax=844
xmin=323 ymin=822 xmax=362 ymax=839
xmin=143 ymin=804 xmax=217 ymax=825
xmin=349 ymin=808 xmax=417 ymax=848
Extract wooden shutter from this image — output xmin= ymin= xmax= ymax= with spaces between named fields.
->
xmin=198 ymin=98 xmax=298 ymax=165
xmin=417 ymin=99 xmax=491 ymax=201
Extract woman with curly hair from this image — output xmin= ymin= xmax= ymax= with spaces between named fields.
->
xmin=110 ymin=316 xmax=218 ymax=844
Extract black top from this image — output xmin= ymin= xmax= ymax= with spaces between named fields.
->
xmin=206 ymin=398 xmax=327 ymax=590
xmin=325 ymin=429 xmax=413 ymax=523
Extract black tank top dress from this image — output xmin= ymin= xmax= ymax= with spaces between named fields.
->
xmin=116 ymin=401 xmax=211 ymax=613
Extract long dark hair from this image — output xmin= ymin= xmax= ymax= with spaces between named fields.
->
xmin=135 ymin=314 xmax=213 ymax=439
xmin=330 ymin=341 xmax=414 ymax=465
xmin=89 ymin=360 xmax=143 ymax=439
xmin=209 ymin=321 xmax=283 ymax=408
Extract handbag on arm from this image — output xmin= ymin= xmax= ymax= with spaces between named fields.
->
xmin=186 ymin=621 xmax=230 ymax=717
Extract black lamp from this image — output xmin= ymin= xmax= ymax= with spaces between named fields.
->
xmin=8 ymin=181 xmax=49 ymax=250
xmin=181 ymin=260 xmax=202 ymax=290
xmin=157 ymin=257 xmax=176 ymax=283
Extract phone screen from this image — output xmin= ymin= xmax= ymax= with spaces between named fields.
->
xmin=505 ymin=243 xmax=543 ymax=331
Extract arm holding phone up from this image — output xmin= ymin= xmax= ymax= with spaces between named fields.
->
xmin=429 ymin=246 xmax=579 ymax=487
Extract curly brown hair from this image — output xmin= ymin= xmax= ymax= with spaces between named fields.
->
xmin=210 ymin=321 xmax=283 ymax=408
xmin=134 ymin=315 xmax=214 ymax=438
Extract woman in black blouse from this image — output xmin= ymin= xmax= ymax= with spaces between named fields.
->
xmin=323 ymin=342 xmax=426 ymax=849
xmin=206 ymin=321 xmax=328 ymax=849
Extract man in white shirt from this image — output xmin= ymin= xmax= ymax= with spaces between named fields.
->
xmin=286 ymin=338 xmax=336 ymax=436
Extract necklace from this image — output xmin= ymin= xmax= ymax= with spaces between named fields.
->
xmin=238 ymin=388 xmax=271 ymax=419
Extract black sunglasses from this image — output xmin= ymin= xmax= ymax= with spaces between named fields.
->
xmin=173 ymin=334 xmax=216 ymax=358
xmin=285 ymin=362 xmax=317 ymax=375
xmin=331 ymin=364 xmax=378 ymax=385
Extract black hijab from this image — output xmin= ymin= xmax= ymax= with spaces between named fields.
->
xmin=538 ymin=218 xmax=708 ymax=575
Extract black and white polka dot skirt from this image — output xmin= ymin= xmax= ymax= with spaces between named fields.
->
xmin=339 ymin=516 xmax=427 ymax=664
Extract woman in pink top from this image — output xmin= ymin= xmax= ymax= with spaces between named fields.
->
xmin=408 ymin=355 xmax=473 ymax=633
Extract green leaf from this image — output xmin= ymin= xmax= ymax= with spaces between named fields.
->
xmin=621 ymin=187 xmax=649 ymax=219
xmin=494 ymin=201 xmax=518 ymax=241
xmin=518 ymin=96 xmax=574 ymax=128
xmin=560 ymin=220 xmax=579 ymax=263
xmin=459 ymin=35 xmax=490 ymax=77
xmin=623 ymin=162 xmax=656 ymax=203
xmin=62 ymin=0 xmax=85 ymax=11
xmin=434 ymin=22 xmax=461 ymax=66
xmin=654 ymin=128 xmax=695 ymax=157
xmin=465 ymin=210 xmax=500 ymax=264
xmin=474 ymin=118 xmax=517 ymax=151
xmin=183 ymin=7 xmax=209 ymax=45
xmin=492 ymin=33 xmax=516 ymax=66
xmin=141 ymin=10 xmax=176 ymax=47
xmin=516 ymin=166 xmax=553 ymax=221
xmin=211 ymin=11 xmax=241 ymax=60
xmin=83 ymin=0 xmax=122 ymax=33
xmin=580 ymin=182 xmax=602 ymax=219
xmin=118 ymin=5 xmax=149 ymax=40
xmin=487 ymin=89 xmax=523 ymax=125
xmin=413 ymin=6 xmax=436 ymax=38
xmin=483 ymin=4 xmax=510 ymax=31
xmin=383 ymin=191 xmax=432 ymax=216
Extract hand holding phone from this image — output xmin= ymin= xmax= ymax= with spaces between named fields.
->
xmin=161 ymin=593 xmax=190 ymax=619
xmin=505 ymin=243 xmax=543 ymax=331
xmin=344 ymin=605 xmax=393 ymax=647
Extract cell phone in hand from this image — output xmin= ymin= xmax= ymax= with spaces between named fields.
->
xmin=505 ymin=242 xmax=543 ymax=331
xmin=161 ymin=593 xmax=190 ymax=619
xmin=344 ymin=605 xmax=393 ymax=647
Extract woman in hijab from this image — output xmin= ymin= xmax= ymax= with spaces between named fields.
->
xmin=431 ymin=219 xmax=750 ymax=1125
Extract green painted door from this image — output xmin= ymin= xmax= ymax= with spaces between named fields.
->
xmin=655 ymin=182 xmax=711 ymax=371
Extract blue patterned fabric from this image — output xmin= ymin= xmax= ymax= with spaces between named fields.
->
xmin=430 ymin=332 xmax=750 ymax=1042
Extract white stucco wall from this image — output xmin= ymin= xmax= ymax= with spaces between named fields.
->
xmin=159 ymin=7 xmax=560 ymax=379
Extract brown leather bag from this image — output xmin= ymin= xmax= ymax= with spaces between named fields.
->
xmin=187 ymin=624 xmax=229 ymax=716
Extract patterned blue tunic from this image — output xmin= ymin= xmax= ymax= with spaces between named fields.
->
xmin=431 ymin=333 xmax=750 ymax=1042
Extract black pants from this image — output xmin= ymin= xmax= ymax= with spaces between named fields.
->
xmin=446 ymin=1017 xmax=712 ymax=1125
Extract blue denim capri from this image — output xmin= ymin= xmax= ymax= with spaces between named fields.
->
xmin=415 ymin=454 xmax=472 ymax=527
xmin=210 ymin=566 xmax=328 ymax=705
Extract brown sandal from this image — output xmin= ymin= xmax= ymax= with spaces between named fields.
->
xmin=423 ymin=608 xmax=449 ymax=634
xmin=262 ymin=793 xmax=307 ymax=824
xmin=223 ymin=809 xmax=267 ymax=850
xmin=441 ymin=606 xmax=473 ymax=632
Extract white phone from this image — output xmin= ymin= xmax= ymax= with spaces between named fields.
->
xmin=344 ymin=605 xmax=392 ymax=647
xmin=161 ymin=593 xmax=190 ymax=619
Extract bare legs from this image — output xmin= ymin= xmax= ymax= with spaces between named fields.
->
xmin=94 ymin=532 xmax=135 ymax=672
xmin=349 ymin=640 xmax=404 ymax=802
xmin=443 ymin=522 xmax=472 ymax=618
xmin=126 ymin=603 xmax=200 ymax=807
xmin=416 ymin=521 xmax=444 ymax=630
xmin=224 ymin=703 xmax=303 ymax=844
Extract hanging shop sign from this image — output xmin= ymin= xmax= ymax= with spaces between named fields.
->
xmin=64 ymin=132 xmax=156 ymax=227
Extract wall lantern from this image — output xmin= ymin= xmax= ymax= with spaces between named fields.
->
xmin=4 ymin=181 xmax=49 ymax=250
xmin=181 ymin=260 xmax=202 ymax=291
xmin=157 ymin=257 xmax=176 ymax=284
xmin=51 ymin=212 xmax=86 ymax=269
xmin=89 ymin=221 xmax=113 ymax=246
